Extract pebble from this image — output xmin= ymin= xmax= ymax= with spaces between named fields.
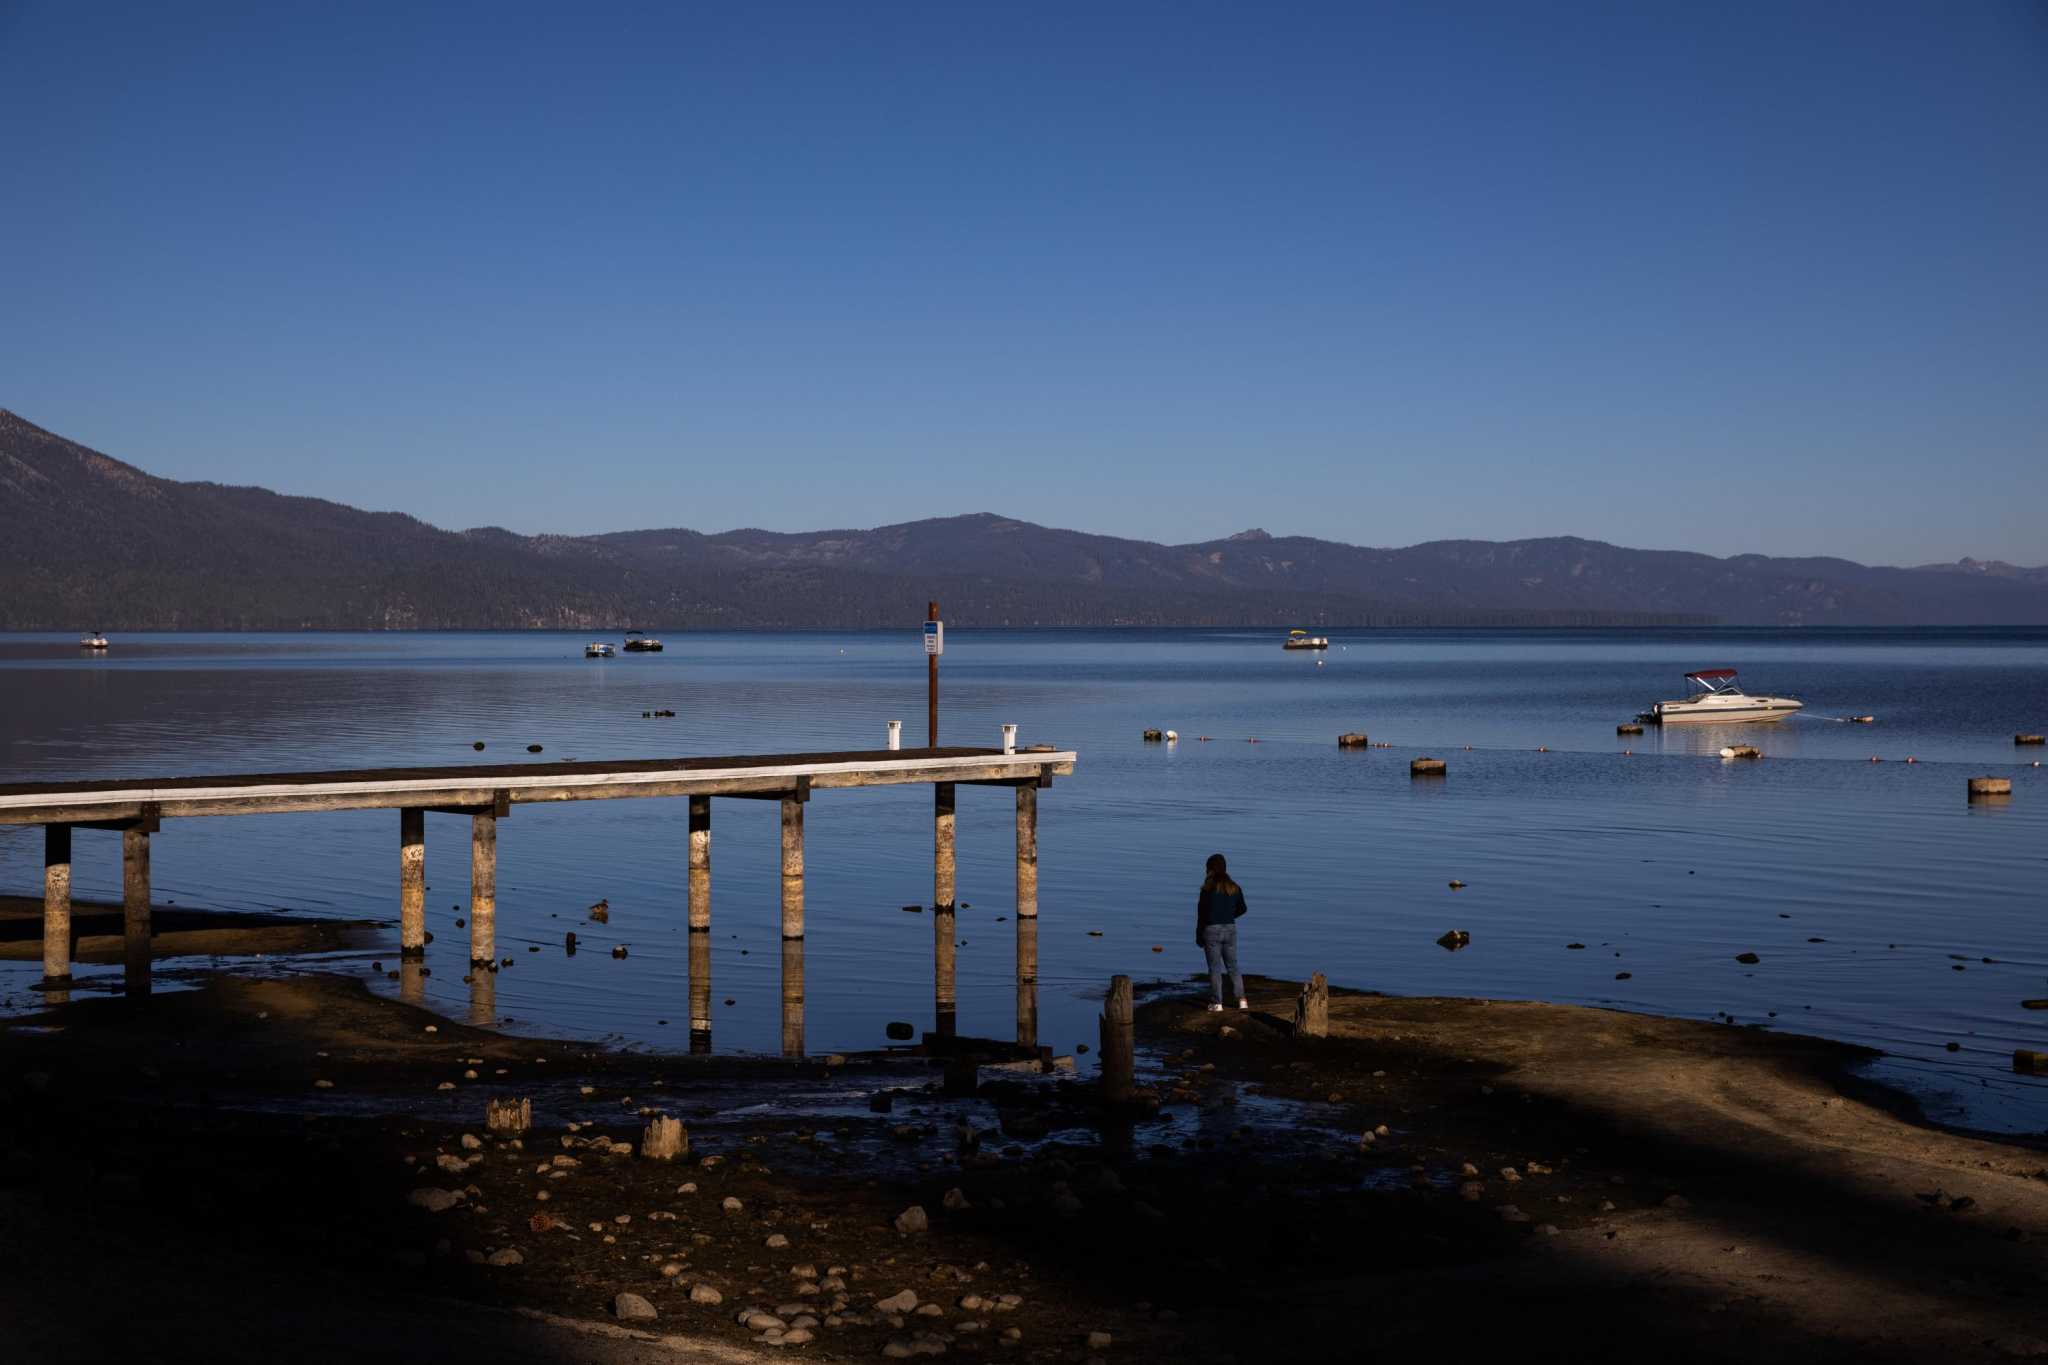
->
xmin=486 ymin=1248 xmax=523 ymax=1266
xmin=766 ymin=1233 xmax=790 ymax=1248
xmin=614 ymin=1292 xmax=659 ymax=1321
xmin=894 ymin=1205 xmax=930 ymax=1235
xmin=943 ymin=1188 xmax=971 ymax=1211
xmin=460 ymin=1134 xmax=482 ymax=1150
xmin=1086 ymin=1331 xmax=1113 ymax=1349
xmin=314 ymin=1079 xmax=334 ymax=1089
xmin=1662 ymin=1194 xmax=1691 ymax=1211
xmin=677 ymin=1182 xmax=698 ymax=1194
xmin=722 ymin=1196 xmax=744 ymax=1213
xmin=688 ymin=1283 xmax=723 ymax=1305
xmin=876 ymin=1289 xmax=921 ymax=1313
xmin=436 ymin=1081 xmax=456 ymax=1092
xmin=406 ymin=1188 xmax=462 ymax=1213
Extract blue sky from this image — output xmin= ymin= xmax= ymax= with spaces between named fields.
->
xmin=3 ymin=1 xmax=2044 ymax=564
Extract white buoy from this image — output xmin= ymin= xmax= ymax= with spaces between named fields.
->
xmin=1165 ymin=729 xmax=1179 ymax=742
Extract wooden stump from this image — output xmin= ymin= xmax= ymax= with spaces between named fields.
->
xmin=1411 ymin=757 xmax=1447 ymax=776
xmin=642 ymin=1115 xmax=688 ymax=1160
xmin=1337 ymin=733 xmax=1368 ymax=748
xmin=1292 ymin=972 xmax=1329 ymax=1038
xmin=2016 ymin=734 xmax=2044 ymax=746
xmin=1968 ymin=776 xmax=2012 ymax=798
xmin=1099 ymin=975 xmax=1134 ymax=1105
xmin=485 ymin=1096 xmax=531 ymax=1135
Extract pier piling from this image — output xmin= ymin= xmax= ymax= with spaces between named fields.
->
xmin=687 ymin=795 xmax=711 ymax=933
xmin=122 ymin=824 xmax=150 ymax=997
xmin=934 ymin=782 xmax=958 ymax=1036
xmin=1100 ymin=975 xmax=1135 ymax=1105
xmin=469 ymin=812 xmax=496 ymax=965
xmin=42 ymin=823 xmax=71 ymax=984
xmin=780 ymin=793 xmax=805 ymax=940
xmin=399 ymin=808 xmax=425 ymax=956
xmin=1015 ymin=784 xmax=1039 ymax=1046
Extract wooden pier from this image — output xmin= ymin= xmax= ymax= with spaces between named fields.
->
xmin=0 ymin=745 xmax=1076 ymax=1050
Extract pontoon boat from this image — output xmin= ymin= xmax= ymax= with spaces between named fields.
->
xmin=584 ymin=642 xmax=615 ymax=658
xmin=1283 ymin=629 xmax=1329 ymax=651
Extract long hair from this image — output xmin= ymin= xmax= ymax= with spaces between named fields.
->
xmin=1202 ymin=852 xmax=1239 ymax=896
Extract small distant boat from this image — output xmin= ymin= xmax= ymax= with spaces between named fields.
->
xmin=1283 ymin=629 xmax=1329 ymax=651
xmin=1643 ymin=669 xmax=1801 ymax=723
xmin=79 ymin=630 xmax=108 ymax=650
xmin=584 ymin=642 xmax=615 ymax=658
xmin=621 ymin=630 xmax=664 ymax=653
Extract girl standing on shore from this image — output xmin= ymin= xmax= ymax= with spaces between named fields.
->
xmin=1196 ymin=852 xmax=1248 ymax=1012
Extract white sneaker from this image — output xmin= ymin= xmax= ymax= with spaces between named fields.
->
xmin=1206 ymin=1003 xmax=1224 ymax=1013
xmin=1237 ymin=998 xmax=1250 ymax=1010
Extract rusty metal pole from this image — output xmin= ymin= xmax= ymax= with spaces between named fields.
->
xmin=927 ymin=599 xmax=939 ymax=747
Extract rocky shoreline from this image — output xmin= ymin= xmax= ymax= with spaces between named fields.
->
xmin=4 ymin=970 xmax=2047 ymax=1363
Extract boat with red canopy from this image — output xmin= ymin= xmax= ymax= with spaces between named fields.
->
xmin=1643 ymin=669 xmax=1803 ymax=723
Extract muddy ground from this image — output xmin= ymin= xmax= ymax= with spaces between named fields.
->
xmin=3 ymin=969 xmax=2047 ymax=1364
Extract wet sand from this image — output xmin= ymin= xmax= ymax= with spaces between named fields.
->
xmin=2 ymin=970 xmax=2046 ymax=1363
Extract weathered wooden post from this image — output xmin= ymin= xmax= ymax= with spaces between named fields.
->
xmin=122 ymin=824 xmax=151 ymax=997
xmin=1099 ymin=975 xmax=1134 ymax=1105
xmin=42 ymin=823 xmax=72 ymax=985
xmin=642 ymin=1115 xmax=687 ymax=1160
xmin=485 ymin=1096 xmax=531 ymax=1135
xmin=1292 ymin=972 xmax=1329 ymax=1038
xmin=687 ymin=795 xmax=711 ymax=934
xmin=934 ymin=781 xmax=957 ymax=1036
xmin=399 ymin=807 xmax=425 ymax=957
xmin=1015 ymin=783 xmax=1038 ymax=1047
xmin=780 ymin=793 xmax=805 ymax=940
xmin=781 ymin=935 xmax=805 ymax=1058
xmin=469 ymin=811 xmax=496 ymax=965
xmin=687 ymin=929 xmax=712 ymax=1055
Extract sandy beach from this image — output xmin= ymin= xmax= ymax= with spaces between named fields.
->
xmin=4 ymin=959 xmax=2046 ymax=1364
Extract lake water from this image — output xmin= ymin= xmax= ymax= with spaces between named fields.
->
xmin=2 ymin=628 xmax=2044 ymax=1131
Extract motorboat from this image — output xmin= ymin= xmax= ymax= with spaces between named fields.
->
xmin=79 ymin=630 xmax=108 ymax=650
xmin=1283 ymin=629 xmax=1329 ymax=651
xmin=584 ymin=642 xmax=615 ymax=658
xmin=1643 ymin=669 xmax=1801 ymax=723
xmin=621 ymin=630 xmax=664 ymax=653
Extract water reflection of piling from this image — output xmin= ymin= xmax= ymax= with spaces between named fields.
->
xmin=1015 ymin=916 xmax=1039 ymax=1049
xmin=398 ymin=957 xmax=426 ymax=1008
xmin=467 ymin=965 xmax=496 ymax=1026
xmin=781 ymin=936 xmax=805 ymax=1057
xmin=688 ymin=930 xmax=712 ymax=1054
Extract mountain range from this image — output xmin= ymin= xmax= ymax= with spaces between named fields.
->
xmin=3 ymin=409 xmax=2043 ymax=630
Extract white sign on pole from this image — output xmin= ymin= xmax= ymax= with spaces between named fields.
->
xmin=923 ymin=620 xmax=943 ymax=655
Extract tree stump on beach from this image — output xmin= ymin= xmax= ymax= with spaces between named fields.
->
xmin=485 ymin=1096 xmax=531 ymax=1135
xmin=1099 ymin=975 xmax=1134 ymax=1106
xmin=642 ymin=1115 xmax=688 ymax=1160
xmin=1292 ymin=972 xmax=1329 ymax=1038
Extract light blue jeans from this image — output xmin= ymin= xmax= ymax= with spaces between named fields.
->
xmin=1201 ymin=923 xmax=1243 ymax=1004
